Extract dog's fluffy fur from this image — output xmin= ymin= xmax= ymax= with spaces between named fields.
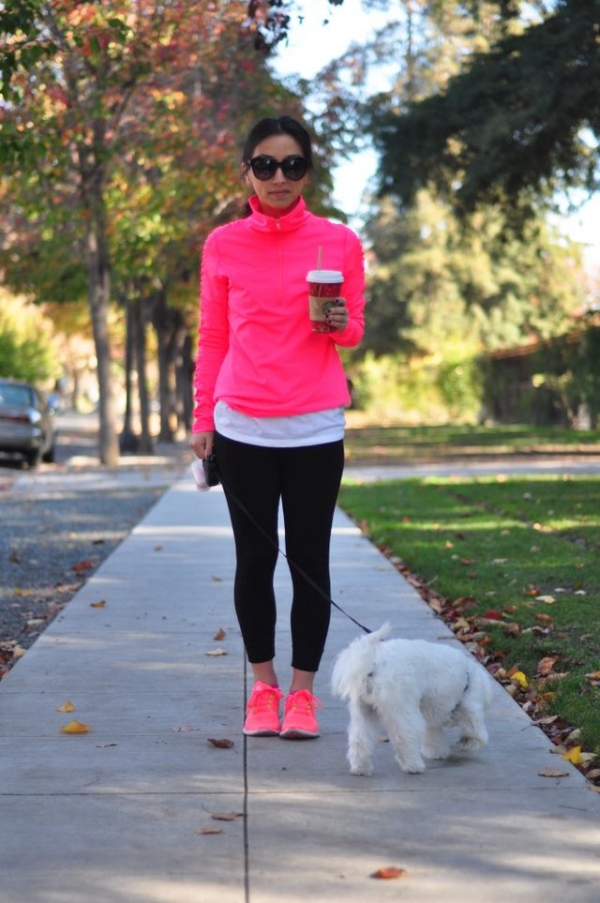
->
xmin=331 ymin=624 xmax=493 ymax=775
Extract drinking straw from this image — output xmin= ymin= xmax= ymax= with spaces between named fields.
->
xmin=317 ymin=246 xmax=322 ymax=270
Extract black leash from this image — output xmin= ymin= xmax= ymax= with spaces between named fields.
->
xmin=203 ymin=454 xmax=372 ymax=635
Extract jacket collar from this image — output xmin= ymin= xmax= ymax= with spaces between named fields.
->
xmin=247 ymin=195 xmax=309 ymax=232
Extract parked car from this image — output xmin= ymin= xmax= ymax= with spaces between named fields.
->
xmin=0 ymin=378 xmax=57 ymax=467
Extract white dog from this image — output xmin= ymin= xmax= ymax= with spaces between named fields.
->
xmin=331 ymin=623 xmax=493 ymax=775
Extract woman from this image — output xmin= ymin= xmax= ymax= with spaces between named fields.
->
xmin=191 ymin=115 xmax=365 ymax=739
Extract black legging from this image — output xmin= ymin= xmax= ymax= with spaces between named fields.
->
xmin=213 ymin=432 xmax=344 ymax=672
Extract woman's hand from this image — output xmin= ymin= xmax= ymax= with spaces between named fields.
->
xmin=326 ymin=298 xmax=349 ymax=332
xmin=190 ymin=431 xmax=214 ymax=460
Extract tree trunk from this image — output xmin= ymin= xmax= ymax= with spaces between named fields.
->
xmin=120 ymin=296 xmax=139 ymax=453
xmin=85 ymin=227 xmax=119 ymax=466
xmin=177 ymin=332 xmax=194 ymax=432
xmin=134 ymin=296 xmax=153 ymax=454
xmin=151 ymin=289 xmax=181 ymax=442
xmin=80 ymin=154 xmax=119 ymax=467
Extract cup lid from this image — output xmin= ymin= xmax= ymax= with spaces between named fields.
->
xmin=306 ymin=270 xmax=343 ymax=283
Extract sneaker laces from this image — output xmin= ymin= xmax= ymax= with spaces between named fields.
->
xmin=286 ymin=689 xmax=321 ymax=714
xmin=246 ymin=682 xmax=283 ymax=715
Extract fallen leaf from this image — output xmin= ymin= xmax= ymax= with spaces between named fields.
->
xmin=537 ymin=656 xmax=559 ymax=676
xmin=537 ymin=595 xmax=556 ymax=604
xmin=371 ymin=867 xmax=407 ymax=880
xmin=213 ymin=628 xmax=226 ymax=641
xmin=539 ymin=767 xmax=569 ymax=778
xmin=510 ymin=670 xmax=529 ymax=689
xmin=173 ymin=725 xmax=200 ymax=732
xmin=90 ymin=600 xmax=106 ymax=609
xmin=60 ymin=720 xmax=90 ymax=734
xmin=154 ymin=545 xmax=163 ymax=552
xmin=196 ymin=827 xmax=223 ymax=835
xmin=207 ymin=737 xmax=234 ymax=749
xmin=563 ymin=746 xmax=582 ymax=765
xmin=72 ymin=560 xmax=93 ymax=572
xmin=205 ymin=648 xmax=228 ymax=657
xmin=211 ymin=575 xmax=223 ymax=582
xmin=211 ymin=812 xmax=242 ymax=821
xmin=96 ymin=743 xmax=118 ymax=748
xmin=56 ymin=700 xmax=76 ymax=713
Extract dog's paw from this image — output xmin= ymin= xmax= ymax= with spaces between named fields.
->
xmin=423 ymin=748 xmax=451 ymax=761
xmin=454 ymin=736 xmax=484 ymax=753
xmin=397 ymin=758 xmax=425 ymax=774
xmin=349 ymin=763 xmax=374 ymax=777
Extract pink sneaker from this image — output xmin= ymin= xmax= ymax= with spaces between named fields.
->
xmin=243 ymin=682 xmax=283 ymax=736
xmin=280 ymin=689 xmax=321 ymax=739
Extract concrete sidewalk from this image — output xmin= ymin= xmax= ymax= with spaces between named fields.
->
xmin=1 ymin=472 xmax=599 ymax=902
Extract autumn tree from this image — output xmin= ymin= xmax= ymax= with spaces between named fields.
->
xmin=0 ymin=1 xmax=310 ymax=463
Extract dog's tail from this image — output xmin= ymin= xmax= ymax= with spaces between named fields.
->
xmin=331 ymin=622 xmax=391 ymax=701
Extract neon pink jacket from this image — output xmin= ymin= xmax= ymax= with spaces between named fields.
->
xmin=192 ymin=196 xmax=365 ymax=433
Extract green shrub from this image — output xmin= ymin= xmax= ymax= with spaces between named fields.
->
xmin=0 ymin=289 xmax=61 ymax=383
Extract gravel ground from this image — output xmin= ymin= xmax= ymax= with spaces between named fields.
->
xmin=0 ymin=413 xmax=190 ymax=677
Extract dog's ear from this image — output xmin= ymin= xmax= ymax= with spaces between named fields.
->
xmin=369 ymin=623 xmax=391 ymax=643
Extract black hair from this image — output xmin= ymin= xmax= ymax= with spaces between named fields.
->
xmin=242 ymin=116 xmax=314 ymax=170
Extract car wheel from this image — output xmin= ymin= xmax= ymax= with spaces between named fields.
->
xmin=25 ymin=448 xmax=41 ymax=468
xmin=42 ymin=443 xmax=56 ymax=464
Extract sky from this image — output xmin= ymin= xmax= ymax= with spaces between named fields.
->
xmin=272 ymin=0 xmax=599 ymax=268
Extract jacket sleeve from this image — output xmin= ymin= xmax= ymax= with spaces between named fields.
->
xmin=331 ymin=228 xmax=366 ymax=349
xmin=192 ymin=232 xmax=229 ymax=433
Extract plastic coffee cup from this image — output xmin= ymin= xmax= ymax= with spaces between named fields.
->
xmin=306 ymin=270 xmax=343 ymax=333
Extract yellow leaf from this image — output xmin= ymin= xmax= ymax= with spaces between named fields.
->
xmin=60 ymin=720 xmax=90 ymax=734
xmin=563 ymin=746 xmax=582 ymax=765
xmin=56 ymin=700 xmax=76 ymax=713
xmin=90 ymin=600 xmax=106 ymax=608
xmin=511 ymin=670 xmax=528 ymax=689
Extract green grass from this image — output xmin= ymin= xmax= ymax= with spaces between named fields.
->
xmin=338 ymin=472 xmax=600 ymax=770
xmin=344 ymin=421 xmax=600 ymax=465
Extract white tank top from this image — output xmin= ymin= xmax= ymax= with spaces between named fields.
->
xmin=214 ymin=400 xmax=345 ymax=447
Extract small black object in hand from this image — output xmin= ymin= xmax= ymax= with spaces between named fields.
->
xmin=203 ymin=453 xmax=220 ymax=487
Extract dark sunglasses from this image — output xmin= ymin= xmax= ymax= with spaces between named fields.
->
xmin=246 ymin=155 xmax=308 ymax=181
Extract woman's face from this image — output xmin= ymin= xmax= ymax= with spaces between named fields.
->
xmin=244 ymin=133 xmax=309 ymax=215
